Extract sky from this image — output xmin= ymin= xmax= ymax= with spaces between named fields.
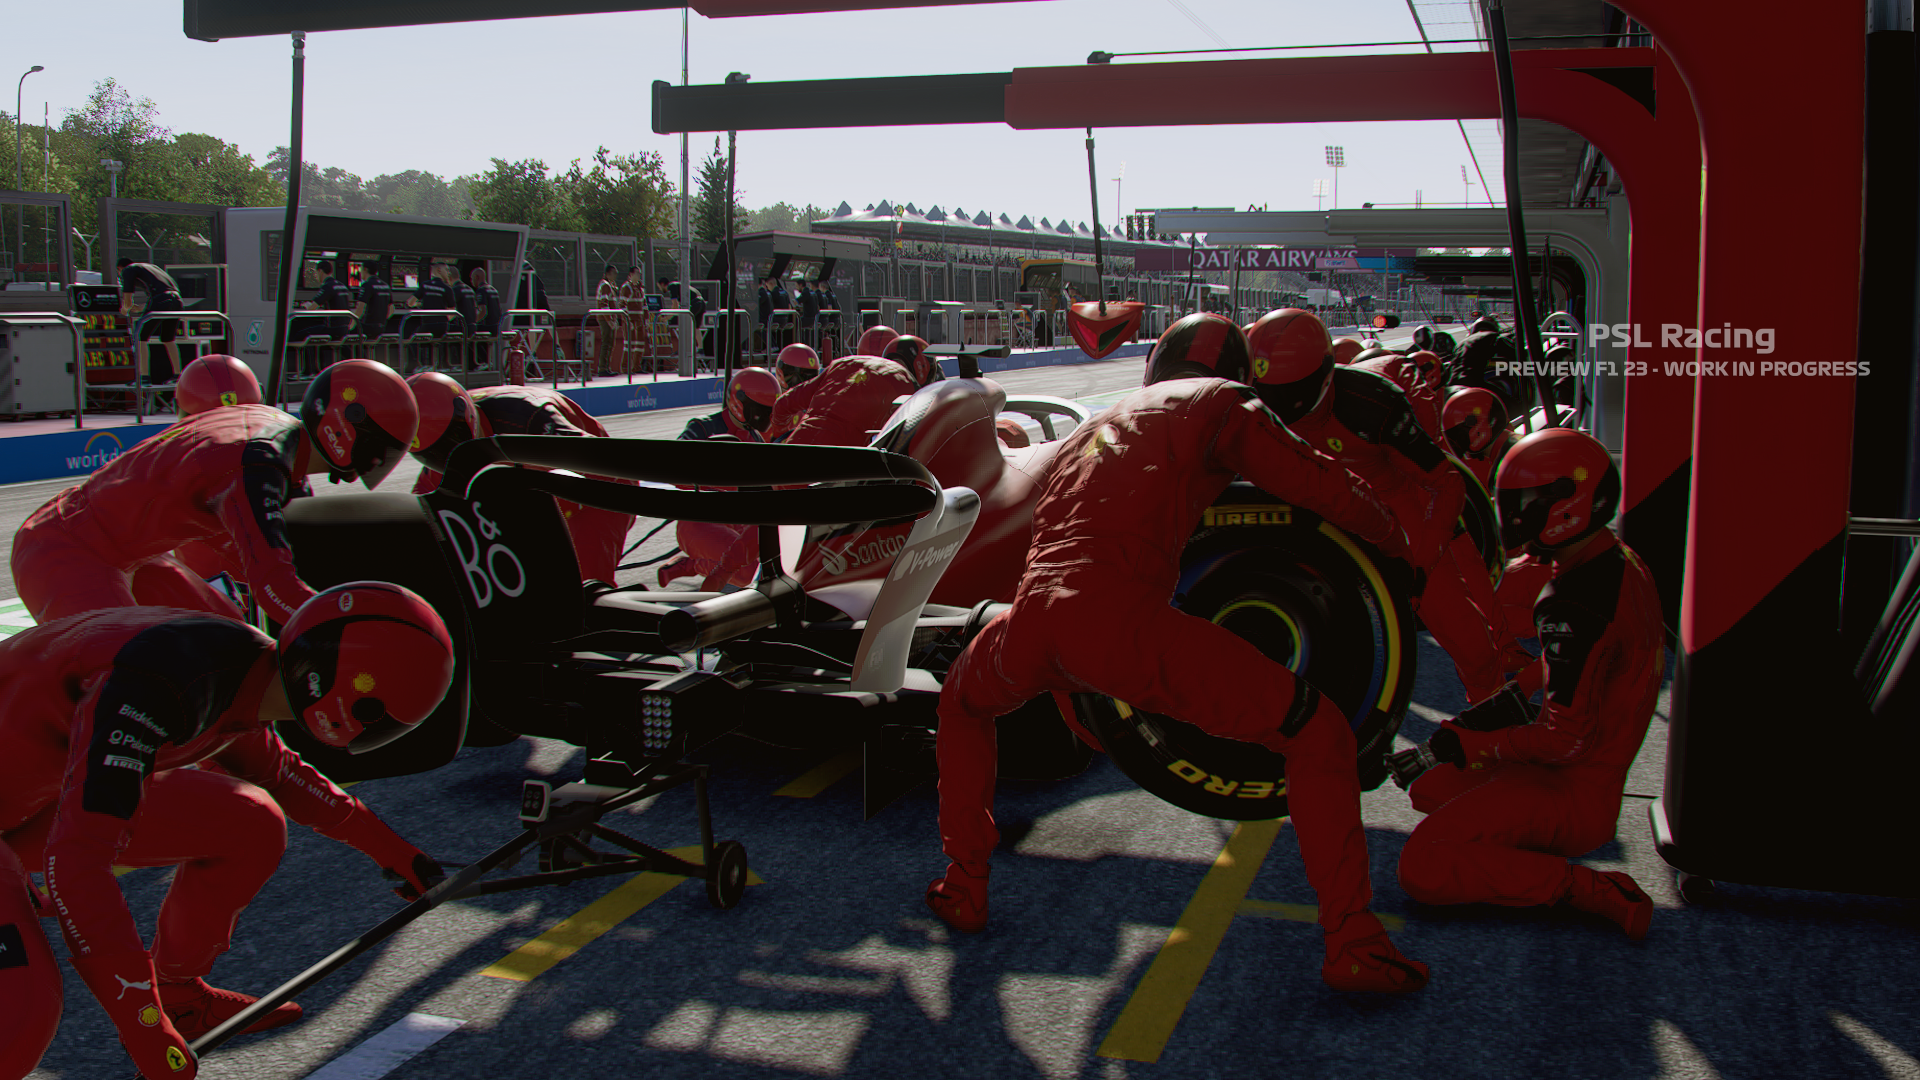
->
xmin=4 ymin=0 xmax=1504 ymax=225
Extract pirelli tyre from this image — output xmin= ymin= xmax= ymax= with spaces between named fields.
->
xmin=1453 ymin=455 xmax=1504 ymax=589
xmin=1076 ymin=483 xmax=1417 ymax=820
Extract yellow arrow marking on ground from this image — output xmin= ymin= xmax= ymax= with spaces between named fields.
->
xmin=773 ymin=747 xmax=863 ymax=798
xmin=482 ymin=845 xmax=764 ymax=982
xmin=1097 ymin=818 xmax=1283 ymax=1064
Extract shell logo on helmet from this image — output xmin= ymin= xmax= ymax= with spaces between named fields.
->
xmin=353 ymin=672 xmax=376 ymax=693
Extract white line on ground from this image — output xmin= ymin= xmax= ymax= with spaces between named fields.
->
xmin=302 ymin=1013 xmax=466 ymax=1080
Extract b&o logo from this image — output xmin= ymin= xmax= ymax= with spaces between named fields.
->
xmin=438 ymin=502 xmax=527 ymax=608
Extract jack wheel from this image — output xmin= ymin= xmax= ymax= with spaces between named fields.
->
xmin=706 ymin=840 xmax=749 ymax=910
xmin=1675 ymin=870 xmax=1715 ymax=905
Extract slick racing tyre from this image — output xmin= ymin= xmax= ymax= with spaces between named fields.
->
xmin=280 ymin=493 xmax=481 ymax=782
xmin=1453 ymin=455 xmax=1504 ymax=589
xmin=1078 ymin=483 xmax=1417 ymax=820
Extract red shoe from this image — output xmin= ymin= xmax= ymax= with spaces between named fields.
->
xmin=1567 ymin=866 xmax=1653 ymax=941
xmin=1322 ymin=914 xmax=1430 ymax=993
xmin=924 ymin=863 xmax=989 ymax=932
xmin=159 ymin=978 xmax=303 ymax=1039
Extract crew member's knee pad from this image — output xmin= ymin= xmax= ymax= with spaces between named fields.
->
xmin=1395 ymin=835 xmax=1450 ymax=903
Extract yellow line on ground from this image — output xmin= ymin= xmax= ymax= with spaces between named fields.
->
xmin=481 ymin=844 xmax=764 ymax=982
xmin=772 ymin=747 xmax=862 ymax=798
xmin=1097 ymin=818 xmax=1284 ymax=1064
xmin=1237 ymin=898 xmax=1405 ymax=931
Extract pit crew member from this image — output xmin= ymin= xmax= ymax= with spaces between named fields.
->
xmin=0 ymin=584 xmax=455 ymax=1080
xmin=929 ymin=313 xmax=1430 ymax=992
xmin=11 ymin=360 xmax=419 ymax=626
xmin=406 ymin=375 xmax=637 ymax=585
xmin=1393 ymin=427 xmax=1663 ymax=940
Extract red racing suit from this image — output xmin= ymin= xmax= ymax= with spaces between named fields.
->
xmin=1290 ymin=367 xmax=1508 ymax=702
xmin=701 ymin=357 xmax=920 ymax=588
xmin=766 ymin=355 xmax=917 ymax=446
xmin=1352 ymin=354 xmax=1444 ymax=442
xmin=413 ymin=386 xmax=636 ymax=583
xmin=0 ymin=609 xmax=430 ymax=1072
xmin=1397 ymin=533 xmax=1665 ymax=906
xmin=11 ymin=405 xmax=318 ymax=625
xmin=937 ymin=378 xmax=1406 ymax=932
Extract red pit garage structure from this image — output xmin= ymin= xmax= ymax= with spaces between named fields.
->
xmin=153 ymin=0 xmax=1917 ymax=1068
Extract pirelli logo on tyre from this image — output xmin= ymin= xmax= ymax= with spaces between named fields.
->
xmin=1166 ymin=759 xmax=1287 ymax=799
xmin=1201 ymin=504 xmax=1292 ymax=528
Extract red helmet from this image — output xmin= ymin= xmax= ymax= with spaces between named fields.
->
xmin=277 ymin=582 xmax=456 ymax=754
xmin=777 ymin=342 xmax=821 ymax=387
xmin=884 ymin=335 xmax=942 ymax=388
xmin=1144 ymin=312 xmax=1250 ymax=386
xmin=1246 ymin=308 xmax=1335 ymax=424
xmin=175 ymin=355 xmax=261 ymax=417
xmin=995 ymin=416 xmax=1031 ymax=449
xmin=1494 ymin=427 xmax=1620 ymax=556
xmin=405 ymin=372 xmax=482 ymax=474
xmin=1442 ymin=386 xmax=1506 ymax=457
xmin=857 ymin=324 xmax=900 ymax=358
xmin=1406 ymin=349 xmax=1444 ymax=389
xmin=1331 ymin=337 xmax=1366 ymax=365
xmin=726 ymin=366 xmax=782 ymax=437
xmin=301 ymin=359 xmax=420 ymax=489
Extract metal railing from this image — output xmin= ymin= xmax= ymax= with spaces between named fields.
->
xmin=122 ymin=310 xmax=236 ymax=422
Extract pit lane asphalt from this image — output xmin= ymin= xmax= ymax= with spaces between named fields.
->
xmin=15 ymin=357 xmax=1920 ymax=1080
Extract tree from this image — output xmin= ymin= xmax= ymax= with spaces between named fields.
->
xmin=167 ymin=134 xmax=280 ymax=208
xmin=744 ymin=201 xmax=826 ymax=234
xmin=690 ymin=137 xmax=746 ymax=244
xmin=559 ymin=147 xmax=675 ymax=239
xmin=468 ymin=157 xmax=579 ymax=230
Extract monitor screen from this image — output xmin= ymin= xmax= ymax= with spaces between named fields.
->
xmin=645 ymin=294 xmax=664 ymax=312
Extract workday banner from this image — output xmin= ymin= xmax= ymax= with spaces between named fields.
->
xmin=0 ymin=424 xmax=174 ymax=485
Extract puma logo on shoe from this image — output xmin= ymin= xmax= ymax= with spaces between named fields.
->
xmin=114 ymin=974 xmax=152 ymax=1000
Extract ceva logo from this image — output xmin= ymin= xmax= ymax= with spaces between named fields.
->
xmin=65 ymin=431 xmax=126 ymax=473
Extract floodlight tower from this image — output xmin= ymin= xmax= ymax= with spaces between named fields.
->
xmin=1324 ymin=145 xmax=1345 ymax=210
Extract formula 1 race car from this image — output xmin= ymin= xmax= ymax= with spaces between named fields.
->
xmin=280 ymin=376 xmax=1500 ymax=826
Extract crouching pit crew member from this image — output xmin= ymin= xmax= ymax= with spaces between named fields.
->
xmin=1390 ymin=427 xmax=1664 ymax=939
xmin=930 ymin=313 xmax=1431 ymax=992
xmin=10 ymin=359 xmax=419 ymax=626
xmin=0 ymin=583 xmax=456 ymax=1080
xmin=407 ymin=374 xmax=638 ymax=585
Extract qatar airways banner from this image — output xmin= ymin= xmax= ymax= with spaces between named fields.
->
xmin=1133 ymin=248 xmax=1415 ymax=273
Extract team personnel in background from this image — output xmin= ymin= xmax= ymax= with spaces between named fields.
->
xmin=407 ymin=376 xmax=636 ymax=584
xmin=1248 ymin=309 xmax=1513 ymax=705
xmin=405 ymin=262 xmax=455 ymax=373
xmin=10 ymin=360 xmax=419 ymax=625
xmin=351 ymin=262 xmax=393 ymax=348
xmin=928 ymin=314 xmax=1429 ymax=992
xmin=1440 ymin=386 xmax=1515 ymax=489
xmin=594 ymin=265 xmax=622 ymax=376
xmin=1394 ymin=427 xmax=1663 ymax=941
xmin=470 ymin=266 xmax=505 ymax=351
xmin=621 ymin=267 xmax=650 ymax=375
xmin=0 ymin=584 xmax=456 ymax=1080
xmin=295 ymin=260 xmax=356 ymax=376
xmin=117 ymin=257 xmax=186 ymax=385
xmin=660 ymin=275 xmax=708 ymax=357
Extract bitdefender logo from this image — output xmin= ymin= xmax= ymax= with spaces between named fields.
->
xmin=64 ymin=431 xmax=126 ymax=473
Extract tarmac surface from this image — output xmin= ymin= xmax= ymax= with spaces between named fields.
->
xmin=10 ymin=356 xmax=1920 ymax=1080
